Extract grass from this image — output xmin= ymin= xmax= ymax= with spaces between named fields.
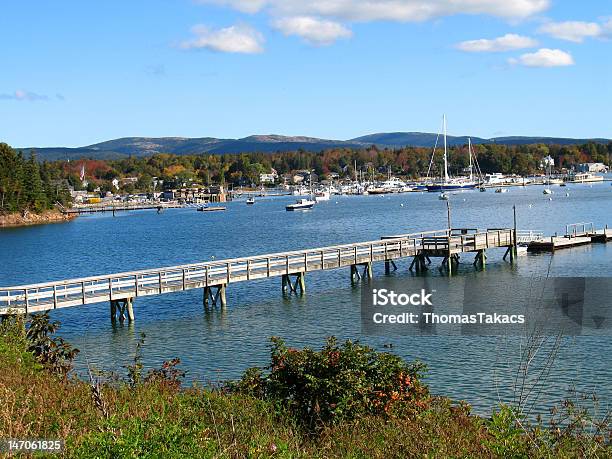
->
xmin=0 ymin=315 xmax=610 ymax=458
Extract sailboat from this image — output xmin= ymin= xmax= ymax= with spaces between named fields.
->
xmin=426 ymin=115 xmax=478 ymax=192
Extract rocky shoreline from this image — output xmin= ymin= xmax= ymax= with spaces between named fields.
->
xmin=0 ymin=210 xmax=77 ymax=228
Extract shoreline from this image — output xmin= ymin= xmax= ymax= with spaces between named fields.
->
xmin=0 ymin=210 xmax=77 ymax=228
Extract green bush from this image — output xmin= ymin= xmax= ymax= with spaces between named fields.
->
xmin=232 ymin=337 xmax=428 ymax=429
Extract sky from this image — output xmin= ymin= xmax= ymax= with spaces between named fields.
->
xmin=1 ymin=0 xmax=611 ymax=147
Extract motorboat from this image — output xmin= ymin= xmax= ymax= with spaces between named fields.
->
xmin=286 ymin=198 xmax=315 ymax=211
xmin=438 ymin=192 xmax=449 ymax=200
xmin=246 ymin=197 xmax=255 ymax=205
xmin=543 ymin=188 xmax=553 ymax=195
xmin=197 ymin=205 xmax=226 ymax=212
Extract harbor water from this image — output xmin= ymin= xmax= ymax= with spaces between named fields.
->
xmin=1 ymin=180 xmax=611 ymax=414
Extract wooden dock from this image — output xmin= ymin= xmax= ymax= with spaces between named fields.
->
xmin=0 ymin=228 xmax=516 ymax=320
xmin=62 ymin=203 xmax=182 ymax=214
xmin=527 ymin=236 xmax=592 ymax=252
xmin=527 ymin=222 xmax=611 ymax=252
xmin=1 ymin=221 xmax=609 ymax=323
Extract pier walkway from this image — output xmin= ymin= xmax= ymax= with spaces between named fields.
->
xmin=2 ymin=222 xmax=609 ymax=323
xmin=61 ymin=202 xmax=182 ymax=214
xmin=0 ymin=228 xmax=515 ymax=320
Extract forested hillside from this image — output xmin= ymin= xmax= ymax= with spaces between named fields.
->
xmin=0 ymin=143 xmax=71 ymax=214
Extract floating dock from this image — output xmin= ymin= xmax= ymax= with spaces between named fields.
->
xmin=527 ymin=222 xmax=611 ymax=252
xmin=527 ymin=236 xmax=592 ymax=252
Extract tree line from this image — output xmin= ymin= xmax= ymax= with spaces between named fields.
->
xmin=0 ymin=143 xmax=71 ymax=214
xmin=1 ymin=140 xmax=610 ymax=213
xmin=68 ymin=141 xmax=611 ymax=192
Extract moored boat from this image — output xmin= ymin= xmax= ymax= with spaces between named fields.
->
xmin=286 ymin=198 xmax=316 ymax=211
xmin=426 ymin=116 xmax=478 ymax=192
xmin=314 ymin=190 xmax=330 ymax=202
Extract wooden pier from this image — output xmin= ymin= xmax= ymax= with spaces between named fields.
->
xmin=0 ymin=228 xmax=516 ymax=321
xmin=1 ymin=221 xmax=609 ymax=323
xmin=62 ymin=202 xmax=182 ymax=215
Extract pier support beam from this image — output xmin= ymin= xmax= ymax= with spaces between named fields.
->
xmin=439 ymin=254 xmax=459 ymax=276
xmin=384 ymin=260 xmax=397 ymax=274
xmin=409 ymin=254 xmax=428 ymax=273
xmin=503 ymin=246 xmax=517 ymax=264
xmin=473 ymin=249 xmax=486 ymax=269
xmin=282 ymin=273 xmax=305 ymax=295
xmin=351 ymin=262 xmax=373 ymax=282
xmin=203 ymin=284 xmax=227 ymax=307
xmin=110 ymin=298 xmax=135 ymax=323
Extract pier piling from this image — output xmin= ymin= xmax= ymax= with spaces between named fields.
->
xmin=110 ymin=298 xmax=135 ymax=323
xmin=351 ymin=262 xmax=372 ymax=282
xmin=203 ymin=284 xmax=227 ymax=307
xmin=282 ymin=273 xmax=305 ymax=295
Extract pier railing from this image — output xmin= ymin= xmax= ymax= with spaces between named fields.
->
xmin=516 ymin=230 xmax=545 ymax=243
xmin=565 ymin=222 xmax=594 ymax=238
xmin=0 ymin=228 xmax=515 ymax=315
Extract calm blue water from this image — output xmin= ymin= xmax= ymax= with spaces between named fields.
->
xmin=1 ymin=180 xmax=611 ymax=414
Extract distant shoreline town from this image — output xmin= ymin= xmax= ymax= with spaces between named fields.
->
xmin=1 ymin=140 xmax=610 ymax=224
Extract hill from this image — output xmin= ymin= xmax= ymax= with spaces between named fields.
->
xmin=18 ymin=133 xmax=611 ymax=160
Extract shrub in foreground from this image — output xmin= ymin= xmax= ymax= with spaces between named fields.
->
xmin=231 ymin=336 xmax=429 ymax=428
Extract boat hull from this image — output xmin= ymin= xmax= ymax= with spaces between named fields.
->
xmin=426 ymin=183 xmax=477 ymax=192
xmin=286 ymin=204 xmax=314 ymax=211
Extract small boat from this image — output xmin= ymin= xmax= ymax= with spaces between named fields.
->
xmin=246 ymin=197 xmax=255 ymax=205
xmin=479 ymin=187 xmax=486 ymax=192
xmin=286 ymin=198 xmax=315 ymax=211
xmin=543 ymin=188 xmax=553 ymax=195
xmin=314 ymin=190 xmax=330 ymax=202
xmin=197 ymin=205 xmax=226 ymax=212
xmin=438 ymin=192 xmax=449 ymax=200
xmin=560 ymin=182 xmax=567 ymax=187
xmin=495 ymin=188 xmax=508 ymax=193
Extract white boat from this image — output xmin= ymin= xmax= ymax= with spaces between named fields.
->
xmin=314 ymin=190 xmax=330 ymax=202
xmin=438 ymin=192 xmax=449 ymax=200
xmin=286 ymin=198 xmax=315 ymax=211
xmin=246 ymin=197 xmax=255 ymax=205
xmin=543 ymin=188 xmax=553 ymax=195
xmin=567 ymin=172 xmax=604 ymax=183
xmin=495 ymin=188 xmax=508 ymax=193
xmin=292 ymin=185 xmax=309 ymax=196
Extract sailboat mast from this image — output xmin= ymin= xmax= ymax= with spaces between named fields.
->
xmin=468 ymin=137 xmax=473 ymax=182
xmin=443 ymin=114 xmax=449 ymax=182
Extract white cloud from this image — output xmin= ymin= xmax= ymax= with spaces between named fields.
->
xmin=272 ymin=16 xmax=352 ymax=45
xmin=538 ymin=21 xmax=602 ymax=43
xmin=508 ymin=48 xmax=574 ymax=67
xmin=456 ymin=33 xmax=537 ymax=52
xmin=180 ymin=24 xmax=264 ymax=53
xmin=0 ymin=90 xmax=49 ymax=101
xmin=199 ymin=0 xmax=549 ymax=22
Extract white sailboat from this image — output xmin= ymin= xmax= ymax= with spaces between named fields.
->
xmin=426 ymin=115 xmax=478 ymax=192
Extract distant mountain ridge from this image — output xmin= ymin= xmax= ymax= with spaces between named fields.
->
xmin=19 ymin=132 xmax=611 ymax=161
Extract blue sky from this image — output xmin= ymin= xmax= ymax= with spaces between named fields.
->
xmin=1 ymin=1 xmax=610 ymax=147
